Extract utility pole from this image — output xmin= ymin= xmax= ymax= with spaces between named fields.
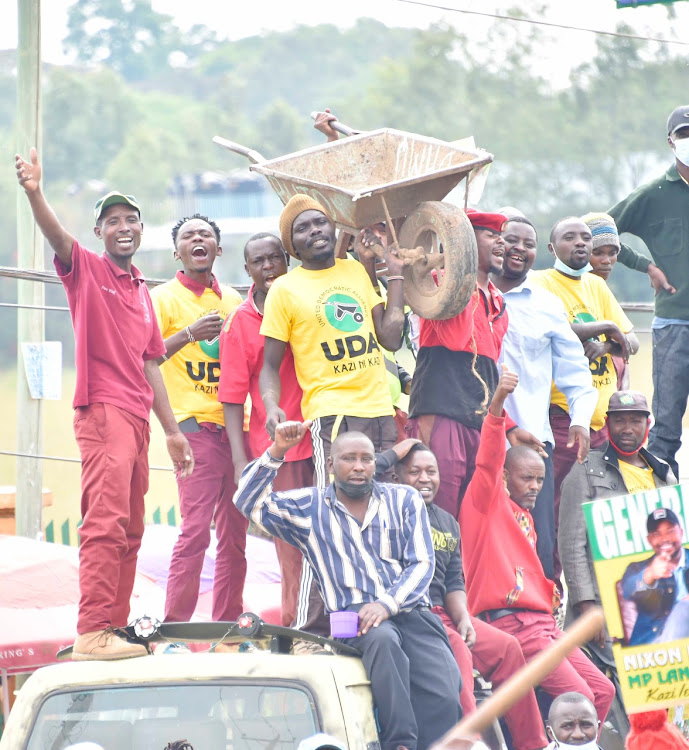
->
xmin=15 ymin=0 xmax=44 ymax=539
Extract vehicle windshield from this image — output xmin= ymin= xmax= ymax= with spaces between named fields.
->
xmin=26 ymin=681 xmax=319 ymax=750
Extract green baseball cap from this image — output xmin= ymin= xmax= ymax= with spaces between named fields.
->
xmin=94 ymin=191 xmax=141 ymax=223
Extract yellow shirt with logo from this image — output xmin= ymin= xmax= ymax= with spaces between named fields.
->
xmin=151 ymin=278 xmax=242 ymax=425
xmin=619 ymin=459 xmax=656 ymax=494
xmin=530 ymin=269 xmax=632 ymax=430
xmin=260 ymin=258 xmax=394 ymax=420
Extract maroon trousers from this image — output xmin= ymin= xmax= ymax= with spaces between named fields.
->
xmin=75 ymin=403 xmax=150 ymax=634
xmin=490 ymin=610 xmax=615 ymax=723
xmin=272 ymin=457 xmax=314 ymax=627
xmin=407 ymin=415 xmax=480 ymax=520
xmin=434 ymin=608 xmax=547 ymax=750
xmin=165 ymin=427 xmax=248 ymax=623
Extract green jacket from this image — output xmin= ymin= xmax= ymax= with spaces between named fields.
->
xmin=609 ymin=163 xmax=689 ymax=320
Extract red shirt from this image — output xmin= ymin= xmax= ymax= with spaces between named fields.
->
xmin=55 ymin=240 xmax=165 ymax=422
xmin=418 ymin=282 xmax=507 ymax=354
xmin=459 ymin=412 xmax=557 ymax=616
xmin=218 ymin=285 xmax=312 ymax=463
xmin=409 ymin=283 xmax=514 ymax=430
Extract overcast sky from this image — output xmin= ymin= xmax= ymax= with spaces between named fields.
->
xmin=3 ymin=0 xmax=688 ymax=88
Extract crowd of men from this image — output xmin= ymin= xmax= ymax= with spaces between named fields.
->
xmin=14 ymin=102 xmax=689 ymax=750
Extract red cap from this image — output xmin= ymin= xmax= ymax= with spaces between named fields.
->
xmin=466 ymin=209 xmax=508 ymax=233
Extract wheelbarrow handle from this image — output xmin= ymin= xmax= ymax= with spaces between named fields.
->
xmin=310 ymin=112 xmax=362 ymax=137
xmin=212 ymin=136 xmax=266 ymax=165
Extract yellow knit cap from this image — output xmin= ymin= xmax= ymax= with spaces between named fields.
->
xmin=279 ymin=194 xmax=332 ymax=257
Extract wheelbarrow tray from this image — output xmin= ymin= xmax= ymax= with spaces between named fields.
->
xmin=251 ymin=128 xmax=493 ymax=230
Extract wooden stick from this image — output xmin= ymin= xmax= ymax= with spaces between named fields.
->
xmin=380 ymin=195 xmax=399 ymax=246
xmin=431 ymin=608 xmax=606 ymax=750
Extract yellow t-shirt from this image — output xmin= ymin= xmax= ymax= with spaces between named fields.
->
xmin=619 ymin=458 xmax=656 ymax=494
xmin=151 ymin=277 xmax=242 ymax=425
xmin=260 ymin=258 xmax=394 ymax=421
xmin=530 ymin=269 xmax=632 ymax=430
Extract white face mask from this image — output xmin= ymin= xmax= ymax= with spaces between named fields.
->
xmin=553 ymin=741 xmax=598 ymax=750
xmin=553 ymin=257 xmax=592 ymax=277
xmin=672 ymin=137 xmax=689 ymax=167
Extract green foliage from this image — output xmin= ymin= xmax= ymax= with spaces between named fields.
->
xmin=43 ymin=67 xmax=133 ymax=180
xmin=64 ymin=0 xmax=179 ymax=80
xmin=5 ymin=8 xmax=686 ymax=326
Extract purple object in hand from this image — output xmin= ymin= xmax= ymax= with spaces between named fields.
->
xmin=329 ymin=611 xmax=359 ymax=638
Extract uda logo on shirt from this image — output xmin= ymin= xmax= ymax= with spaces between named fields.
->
xmin=199 ymin=336 xmax=220 ymax=359
xmin=324 ymin=294 xmax=364 ymax=332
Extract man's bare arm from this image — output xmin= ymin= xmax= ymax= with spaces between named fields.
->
xmin=143 ymin=359 xmax=194 ymax=479
xmin=224 ymin=403 xmax=250 ymax=485
xmin=16 ymin=148 xmax=74 ymax=268
xmin=259 ymin=337 xmax=288 ymax=439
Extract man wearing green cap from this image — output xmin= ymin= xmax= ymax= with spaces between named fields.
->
xmin=259 ymin=193 xmax=406 ymax=635
xmin=16 ymin=148 xmax=194 ymax=660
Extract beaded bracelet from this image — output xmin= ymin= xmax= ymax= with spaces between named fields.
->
xmin=186 ymin=326 xmax=195 ymax=343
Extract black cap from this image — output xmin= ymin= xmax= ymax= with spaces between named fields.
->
xmin=667 ymin=105 xmax=689 ymax=137
xmin=646 ymin=507 xmax=681 ymax=533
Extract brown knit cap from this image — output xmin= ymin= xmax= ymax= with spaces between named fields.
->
xmin=279 ymin=194 xmax=332 ymax=257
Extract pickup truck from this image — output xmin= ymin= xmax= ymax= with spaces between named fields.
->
xmin=0 ymin=616 xmax=380 ymax=750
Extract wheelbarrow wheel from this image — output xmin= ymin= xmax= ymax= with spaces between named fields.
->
xmin=398 ymin=201 xmax=477 ymax=321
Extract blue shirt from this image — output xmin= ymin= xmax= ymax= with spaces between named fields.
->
xmin=499 ymin=277 xmax=598 ymax=444
xmin=234 ymin=450 xmax=434 ymax=616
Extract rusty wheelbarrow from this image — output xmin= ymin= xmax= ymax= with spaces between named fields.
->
xmin=213 ymin=126 xmax=493 ymax=320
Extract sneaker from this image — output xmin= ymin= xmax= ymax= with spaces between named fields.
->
xmin=291 ymin=639 xmax=333 ymax=655
xmin=72 ymin=628 xmax=147 ymax=661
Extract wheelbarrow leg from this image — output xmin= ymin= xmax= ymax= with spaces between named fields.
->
xmin=335 ymin=230 xmax=354 ymax=259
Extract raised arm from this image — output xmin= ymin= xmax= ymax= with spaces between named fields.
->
xmin=370 ymin=246 xmax=406 ymax=351
xmin=466 ymin=365 xmax=518 ymax=515
xmin=234 ymin=420 xmax=313 ymax=548
xmin=259 ymin=337 xmax=288 ymax=439
xmin=16 ymin=148 xmax=74 ymax=268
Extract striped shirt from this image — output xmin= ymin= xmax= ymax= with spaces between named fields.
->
xmin=234 ymin=450 xmax=434 ymax=615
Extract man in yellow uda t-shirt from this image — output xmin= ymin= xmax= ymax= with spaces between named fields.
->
xmin=150 ymin=214 xmax=244 ymax=625
xmin=260 ymin=194 xmax=407 ymax=487
xmin=530 ymin=216 xmax=639 ymax=520
xmin=260 ymin=195 xmax=408 ymax=635
xmin=559 ymin=390 xmax=676 ymax=653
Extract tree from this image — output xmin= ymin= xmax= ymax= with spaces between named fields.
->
xmin=64 ymin=0 xmax=197 ymax=81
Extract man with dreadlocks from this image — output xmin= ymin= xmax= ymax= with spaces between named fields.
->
xmin=150 ymin=214 xmax=246 ymax=623
xmin=407 ymin=209 xmax=545 ymax=520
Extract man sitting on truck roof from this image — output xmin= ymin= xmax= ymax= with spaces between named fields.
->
xmin=234 ymin=423 xmax=462 ymax=750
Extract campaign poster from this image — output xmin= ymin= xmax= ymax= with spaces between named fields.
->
xmin=583 ymin=485 xmax=689 ymax=713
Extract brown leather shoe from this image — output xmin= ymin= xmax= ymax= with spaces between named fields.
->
xmin=72 ymin=628 xmax=147 ymax=661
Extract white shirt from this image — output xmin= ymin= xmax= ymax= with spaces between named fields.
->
xmin=499 ymin=276 xmax=598 ymax=444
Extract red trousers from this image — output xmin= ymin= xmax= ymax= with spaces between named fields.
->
xmin=434 ymin=608 xmax=547 ymax=750
xmin=407 ymin=415 xmax=480 ymax=520
xmin=75 ymin=403 xmax=150 ymax=634
xmin=490 ymin=610 xmax=615 ymax=723
xmin=165 ymin=427 xmax=248 ymax=622
xmin=272 ymin=457 xmax=314 ymax=627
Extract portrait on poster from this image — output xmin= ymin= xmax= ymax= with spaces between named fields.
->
xmin=584 ymin=485 xmax=689 ymax=713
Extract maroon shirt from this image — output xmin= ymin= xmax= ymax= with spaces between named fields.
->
xmin=218 ymin=284 xmax=312 ymax=463
xmin=55 ymin=240 xmax=165 ymax=422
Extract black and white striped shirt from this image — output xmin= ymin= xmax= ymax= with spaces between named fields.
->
xmin=234 ymin=450 xmax=434 ymax=615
